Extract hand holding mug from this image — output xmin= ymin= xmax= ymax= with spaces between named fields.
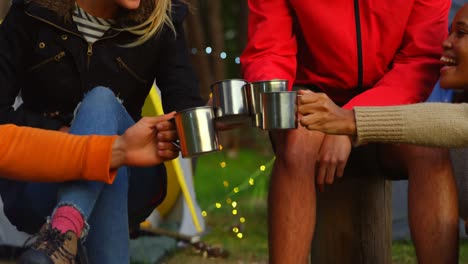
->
xmin=297 ymin=90 xmax=357 ymax=136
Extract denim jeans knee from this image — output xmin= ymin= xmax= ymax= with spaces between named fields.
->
xmin=71 ymin=86 xmax=133 ymax=135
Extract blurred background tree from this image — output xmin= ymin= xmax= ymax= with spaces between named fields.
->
xmin=183 ymin=0 xmax=271 ymax=156
xmin=184 ymin=0 xmax=248 ymax=101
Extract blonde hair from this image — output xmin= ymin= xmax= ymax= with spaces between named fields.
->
xmin=124 ymin=0 xmax=175 ymax=47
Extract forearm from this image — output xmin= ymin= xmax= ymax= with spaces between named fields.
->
xmin=354 ymin=103 xmax=468 ymax=148
xmin=0 ymin=125 xmax=117 ymax=183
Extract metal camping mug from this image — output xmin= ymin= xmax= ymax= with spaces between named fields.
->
xmin=174 ymin=106 xmax=220 ymax=158
xmin=244 ymin=80 xmax=288 ymax=127
xmin=261 ymin=91 xmax=298 ymax=130
xmin=210 ymin=79 xmax=250 ymax=126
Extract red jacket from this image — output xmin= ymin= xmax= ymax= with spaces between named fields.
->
xmin=241 ymin=0 xmax=450 ymax=109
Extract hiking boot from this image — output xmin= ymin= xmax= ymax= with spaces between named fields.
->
xmin=17 ymin=223 xmax=78 ymax=264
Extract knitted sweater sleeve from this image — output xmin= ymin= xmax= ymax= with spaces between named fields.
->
xmin=354 ymin=103 xmax=468 ymax=148
xmin=0 ymin=125 xmax=117 ymax=183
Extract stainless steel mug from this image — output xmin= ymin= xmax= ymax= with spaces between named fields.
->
xmin=261 ymin=91 xmax=298 ymax=130
xmin=211 ymin=79 xmax=250 ymax=126
xmin=174 ymin=106 xmax=220 ymax=158
xmin=244 ymin=80 xmax=288 ymax=127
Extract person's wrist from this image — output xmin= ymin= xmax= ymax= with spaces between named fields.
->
xmin=346 ymin=109 xmax=359 ymax=146
xmin=110 ymin=136 xmax=126 ymax=169
xmin=347 ymin=109 xmax=357 ymax=136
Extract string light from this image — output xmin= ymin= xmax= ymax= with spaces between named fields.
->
xmin=200 ymin=155 xmax=276 ymax=239
xmin=248 ymin=178 xmax=254 ymax=185
xmin=190 ymin=46 xmax=241 ymax=65
xmin=189 ymin=44 xmax=276 ymax=239
xmin=203 ymin=157 xmax=275 ymax=212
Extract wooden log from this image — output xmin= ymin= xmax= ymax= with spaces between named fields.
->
xmin=310 ymin=145 xmax=392 ymax=264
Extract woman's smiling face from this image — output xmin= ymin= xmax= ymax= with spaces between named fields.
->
xmin=440 ymin=4 xmax=468 ymax=90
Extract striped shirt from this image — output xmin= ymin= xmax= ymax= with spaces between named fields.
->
xmin=72 ymin=5 xmax=115 ymax=43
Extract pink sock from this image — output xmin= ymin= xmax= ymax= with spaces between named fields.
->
xmin=51 ymin=206 xmax=84 ymax=237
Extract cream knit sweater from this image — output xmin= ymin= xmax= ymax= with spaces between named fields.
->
xmin=355 ymin=103 xmax=468 ymax=218
xmin=354 ymin=103 xmax=468 ymax=148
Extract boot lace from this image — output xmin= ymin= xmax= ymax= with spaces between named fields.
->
xmin=23 ymin=225 xmax=76 ymax=263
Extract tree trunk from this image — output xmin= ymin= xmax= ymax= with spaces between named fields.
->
xmin=238 ymin=0 xmax=248 ymax=49
xmin=185 ymin=0 xmax=213 ymax=101
xmin=207 ymin=0 xmax=225 ymax=81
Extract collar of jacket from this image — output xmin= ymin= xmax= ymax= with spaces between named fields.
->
xmin=25 ymin=0 xmax=154 ymax=26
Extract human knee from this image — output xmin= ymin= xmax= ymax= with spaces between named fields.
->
xmin=82 ymin=87 xmax=120 ymax=106
xmin=74 ymin=87 xmax=124 ymax=118
xmin=274 ymin=147 xmax=319 ymax=172
xmin=401 ymin=146 xmax=452 ymax=176
xmin=407 ymin=146 xmax=449 ymax=164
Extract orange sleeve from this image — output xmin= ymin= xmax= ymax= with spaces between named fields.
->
xmin=0 ymin=124 xmax=118 ymax=184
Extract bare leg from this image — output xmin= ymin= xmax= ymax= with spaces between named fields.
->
xmin=380 ymin=144 xmax=458 ymax=264
xmin=268 ymin=127 xmax=324 ymax=264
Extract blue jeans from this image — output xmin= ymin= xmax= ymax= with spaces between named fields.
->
xmin=0 ymin=87 xmax=167 ymax=263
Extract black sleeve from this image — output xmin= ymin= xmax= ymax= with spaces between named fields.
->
xmin=155 ymin=1 xmax=204 ymax=113
xmin=0 ymin=2 xmax=62 ymax=130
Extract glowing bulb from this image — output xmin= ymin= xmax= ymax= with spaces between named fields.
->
xmin=219 ymin=144 xmax=223 ymax=150
xmin=237 ymin=233 xmax=243 ymax=239
xmin=215 ymin=203 xmax=222 ymax=208
xmin=240 ymin=217 xmax=246 ymax=223
xmin=260 ymin=165 xmax=266 ymax=171
xmin=249 ymin=178 xmax=254 ymax=185
xmin=220 ymin=52 xmax=227 ymax=59
xmin=220 ymin=162 xmax=226 ymax=168
xmin=232 ymin=209 xmax=238 ymax=215
xmin=205 ymin=47 xmax=212 ymax=54
xmin=233 ymin=187 xmax=240 ymax=193
xmin=202 ymin=211 xmax=207 ymax=217
xmin=232 ymin=201 xmax=237 ymax=208
xmin=235 ymin=57 xmax=240 ymax=64
xmin=232 ymin=227 xmax=239 ymax=233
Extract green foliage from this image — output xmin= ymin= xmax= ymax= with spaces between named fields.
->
xmin=194 ymin=148 xmax=273 ymax=210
